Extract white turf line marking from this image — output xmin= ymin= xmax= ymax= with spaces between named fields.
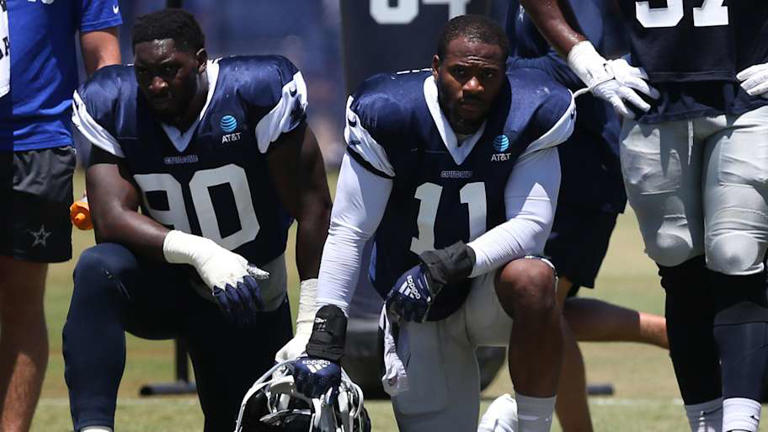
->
xmin=37 ymin=397 xmax=685 ymax=408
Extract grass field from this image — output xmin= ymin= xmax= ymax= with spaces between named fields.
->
xmin=29 ymin=170 xmax=762 ymax=431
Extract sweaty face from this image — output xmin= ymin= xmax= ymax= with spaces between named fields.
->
xmin=134 ymin=39 xmax=203 ymax=122
xmin=434 ymin=38 xmax=506 ymax=135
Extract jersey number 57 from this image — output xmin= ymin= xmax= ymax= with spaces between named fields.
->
xmin=636 ymin=0 xmax=728 ymax=28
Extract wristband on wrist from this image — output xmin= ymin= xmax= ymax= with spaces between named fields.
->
xmin=294 ymin=279 xmax=318 ymax=335
xmin=162 ymin=230 xmax=214 ymax=265
xmin=305 ymin=304 xmax=347 ymax=362
xmin=419 ymin=241 xmax=476 ymax=290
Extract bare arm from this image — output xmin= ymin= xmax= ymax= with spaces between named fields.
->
xmin=267 ymin=123 xmax=332 ymax=281
xmin=86 ymin=146 xmax=168 ymax=260
xmin=80 ymin=27 xmax=120 ymax=76
xmin=518 ymin=0 xmax=586 ymax=57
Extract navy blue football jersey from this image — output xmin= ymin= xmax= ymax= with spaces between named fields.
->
xmin=72 ymin=56 xmax=308 ymax=266
xmin=617 ymin=0 xmax=768 ymax=83
xmin=615 ymin=0 xmax=768 ymax=122
xmin=346 ymin=69 xmax=574 ymax=320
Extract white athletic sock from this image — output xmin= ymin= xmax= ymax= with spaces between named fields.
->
xmin=81 ymin=427 xmax=113 ymax=432
xmin=515 ymin=393 xmax=555 ymax=432
xmin=722 ymin=397 xmax=761 ymax=432
xmin=685 ymin=398 xmax=722 ymax=432
xmin=478 ymin=393 xmax=518 ymax=432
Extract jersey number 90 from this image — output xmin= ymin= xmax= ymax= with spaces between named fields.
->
xmin=134 ymin=164 xmax=260 ymax=251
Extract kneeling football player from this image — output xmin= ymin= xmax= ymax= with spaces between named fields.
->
xmin=64 ymin=9 xmax=331 ymax=432
xmin=289 ymin=15 xmax=575 ymax=432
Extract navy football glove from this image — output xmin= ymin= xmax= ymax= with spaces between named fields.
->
xmin=290 ymin=305 xmax=347 ymax=401
xmin=163 ymin=230 xmax=268 ymax=327
xmin=212 ymin=275 xmax=264 ymax=327
xmin=386 ymin=242 xmax=476 ymax=323
xmin=386 ymin=264 xmax=434 ymax=322
xmin=289 ymin=357 xmax=342 ymax=400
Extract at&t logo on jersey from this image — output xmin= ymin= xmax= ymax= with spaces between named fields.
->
xmin=220 ymin=115 xmax=237 ymax=132
xmin=493 ymin=134 xmax=509 ymax=152
xmin=491 ymin=134 xmax=512 ymax=162
xmin=220 ymin=115 xmax=242 ymax=143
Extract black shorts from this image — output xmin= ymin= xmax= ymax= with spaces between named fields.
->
xmin=544 ymin=204 xmax=619 ymax=296
xmin=0 ymin=146 xmax=76 ymax=262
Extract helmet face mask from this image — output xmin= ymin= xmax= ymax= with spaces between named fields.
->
xmin=235 ymin=361 xmax=371 ymax=432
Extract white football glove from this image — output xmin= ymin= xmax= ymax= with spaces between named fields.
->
xmin=567 ymin=41 xmax=659 ymax=119
xmin=274 ymin=279 xmax=319 ymax=362
xmin=163 ymin=230 xmax=269 ymax=325
xmin=737 ymin=63 xmax=768 ymax=99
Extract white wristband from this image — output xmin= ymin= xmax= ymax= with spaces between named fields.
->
xmin=566 ymin=41 xmax=612 ymax=89
xmin=294 ymin=279 xmax=319 ymax=337
xmin=162 ymin=230 xmax=216 ymax=265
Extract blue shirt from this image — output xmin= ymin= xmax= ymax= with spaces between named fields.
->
xmin=0 ymin=0 xmax=122 ymax=151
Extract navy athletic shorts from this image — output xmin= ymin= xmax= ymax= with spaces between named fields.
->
xmin=545 ymin=203 xmax=619 ymax=296
xmin=0 ymin=146 xmax=76 ymax=262
xmin=64 ymin=243 xmax=293 ymax=431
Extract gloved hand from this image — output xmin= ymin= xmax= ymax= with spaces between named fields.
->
xmin=275 ymin=279 xmax=318 ymax=362
xmin=737 ymin=63 xmax=768 ymax=99
xmin=289 ymin=357 xmax=342 ymax=400
xmin=290 ymin=304 xmax=347 ymax=401
xmin=386 ymin=241 xmax=475 ymax=323
xmin=568 ymin=41 xmax=659 ymax=119
xmin=163 ymin=230 xmax=268 ymax=326
xmin=386 ymin=264 xmax=435 ymax=322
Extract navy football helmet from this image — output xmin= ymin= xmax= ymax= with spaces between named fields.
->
xmin=234 ymin=361 xmax=371 ymax=432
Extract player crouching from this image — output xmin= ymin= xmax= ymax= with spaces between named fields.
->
xmin=279 ymin=15 xmax=576 ymax=432
xmin=63 ymin=9 xmax=331 ymax=432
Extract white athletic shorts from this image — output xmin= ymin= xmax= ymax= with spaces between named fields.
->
xmin=390 ymin=257 xmax=554 ymax=431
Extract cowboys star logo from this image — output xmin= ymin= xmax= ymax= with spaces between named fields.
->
xmin=29 ymin=225 xmax=51 ymax=248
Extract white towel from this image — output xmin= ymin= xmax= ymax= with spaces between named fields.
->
xmin=0 ymin=0 xmax=9 ymax=98
xmin=379 ymin=306 xmax=409 ymax=396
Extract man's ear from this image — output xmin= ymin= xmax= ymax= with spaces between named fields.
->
xmin=196 ymin=48 xmax=208 ymax=73
xmin=432 ymin=54 xmax=440 ymax=80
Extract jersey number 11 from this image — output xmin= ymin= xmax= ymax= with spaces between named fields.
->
xmin=410 ymin=182 xmax=486 ymax=254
